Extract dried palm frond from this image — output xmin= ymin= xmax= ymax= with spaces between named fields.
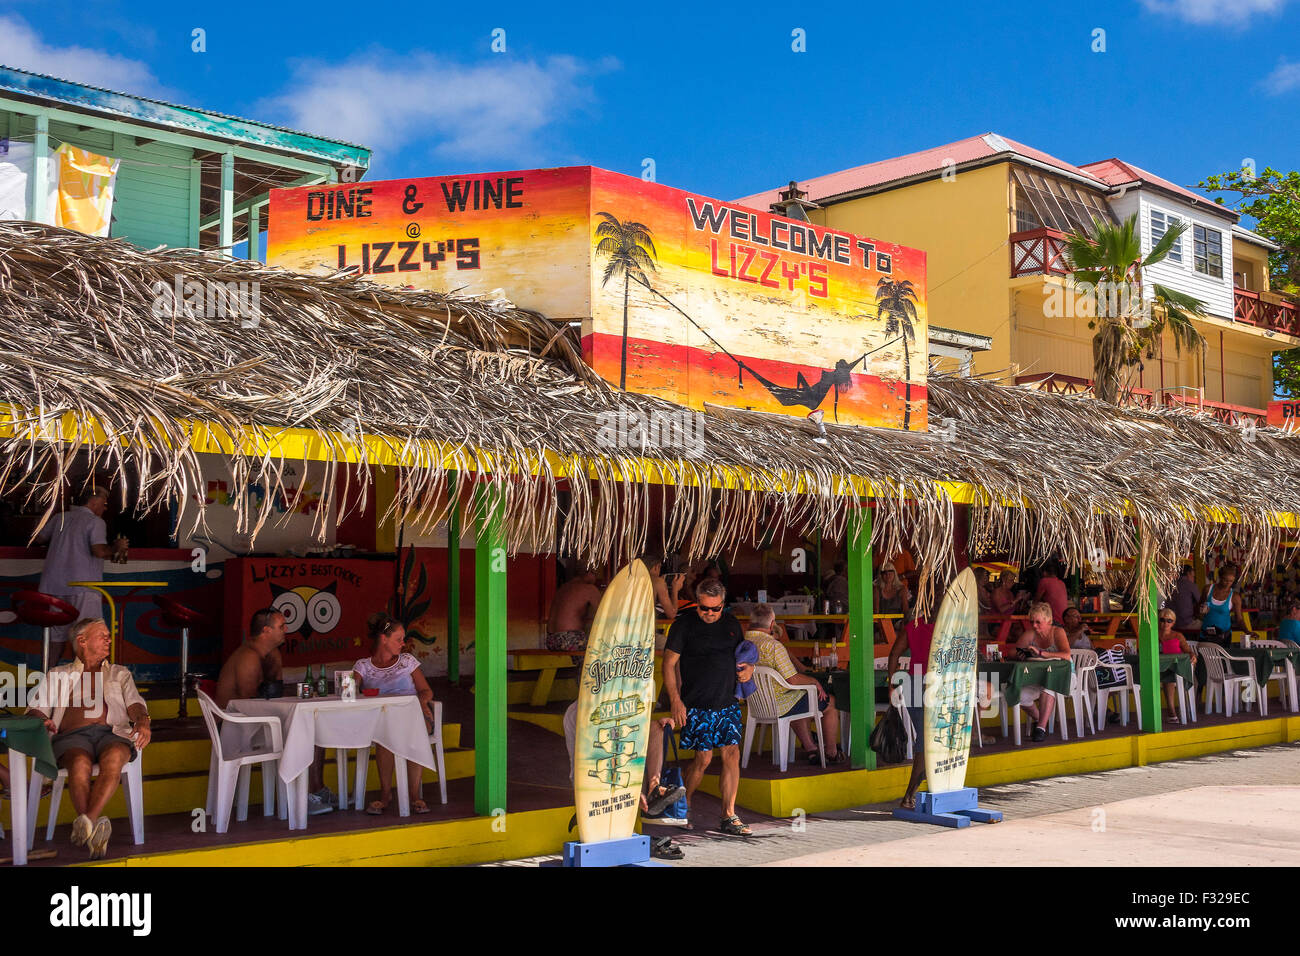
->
xmin=1 ymin=223 xmax=1297 ymax=621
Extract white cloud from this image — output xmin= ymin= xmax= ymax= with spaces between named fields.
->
xmin=1261 ymin=58 xmax=1300 ymax=94
xmin=260 ymin=52 xmax=615 ymax=162
xmin=1138 ymin=0 xmax=1289 ymax=25
xmin=0 ymin=15 xmax=166 ymax=95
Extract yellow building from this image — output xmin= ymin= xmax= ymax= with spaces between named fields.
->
xmin=738 ymin=134 xmax=1298 ymax=421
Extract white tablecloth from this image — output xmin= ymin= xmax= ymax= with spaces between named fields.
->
xmin=229 ymin=695 xmax=436 ymax=784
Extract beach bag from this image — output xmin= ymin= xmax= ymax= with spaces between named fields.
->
xmin=869 ymin=706 xmax=908 ymax=764
xmin=657 ymin=726 xmax=689 ymax=823
xmin=1095 ymin=644 xmax=1126 ymax=688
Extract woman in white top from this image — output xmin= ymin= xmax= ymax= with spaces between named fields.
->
xmin=354 ymin=612 xmax=437 ymax=815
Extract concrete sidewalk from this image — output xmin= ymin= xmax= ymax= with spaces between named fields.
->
xmin=764 ymin=785 xmax=1300 ymax=866
xmin=493 ymin=741 xmax=1300 ymax=866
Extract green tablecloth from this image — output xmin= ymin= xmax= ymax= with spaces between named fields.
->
xmin=806 ymin=668 xmax=854 ymax=710
xmin=1124 ymin=653 xmax=1194 ymax=685
xmin=979 ymin=659 xmax=1073 ymax=702
xmin=0 ymin=715 xmax=58 ymax=779
xmin=1229 ymin=647 xmax=1300 ymax=685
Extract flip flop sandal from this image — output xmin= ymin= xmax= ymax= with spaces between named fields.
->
xmin=719 ymin=814 xmax=752 ymax=837
xmin=412 ymin=799 xmax=431 ymax=814
xmin=650 ymin=836 xmax=684 ymax=860
xmin=645 ymin=784 xmax=686 ymax=816
xmin=365 ymin=801 xmax=388 ymax=816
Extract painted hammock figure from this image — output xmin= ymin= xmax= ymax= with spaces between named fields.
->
xmin=739 ymin=356 xmax=863 ymax=420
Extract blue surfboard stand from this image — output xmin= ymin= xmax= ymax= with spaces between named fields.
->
xmin=548 ymin=835 xmax=667 ymax=867
xmin=892 ymin=787 xmax=1003 ymax=828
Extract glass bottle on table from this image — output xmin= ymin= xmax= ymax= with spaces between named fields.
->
xmin=303 ymin=664 xmax=315 ymax=698
xmin=316 ymin=665 xmax=329 ymax=697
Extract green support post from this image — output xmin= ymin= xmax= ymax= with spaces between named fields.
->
xmin=247 ymin=203 xmax=262 ymax=262
xmin=1137 ymin=561 xmax=1162 ymax=734
xmin=473 ymin=482 xmax=507 ymax=815
xmin=847 ymin=502 xmax=876 ymax=770
xmin=447 ymin=471 xmax=461 ymax=685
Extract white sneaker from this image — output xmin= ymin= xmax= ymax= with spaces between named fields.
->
xmin=307 ymin=792 xmax=334 ymax=816
xmin=313 ymin=787 xmax=338 ymax=808
xmin=71 ymin=813 xmax=94 ymax=847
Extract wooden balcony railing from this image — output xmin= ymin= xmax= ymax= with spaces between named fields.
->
xmin=1014 ymin=373 xmax=1266 ymax=424
xmin=1010 ymin=228 xmax=1069 ymax=277
xmin=1234 ymin=287 xmax=1300 ymax=337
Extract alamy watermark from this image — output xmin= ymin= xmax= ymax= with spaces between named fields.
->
xmin=2 ymin=666 xmax=105 ymax=714
xmin=1043 ymin=278 xmax=1155 ymax=325
xmin=151 ymin=275 xmax=263 ymax=327
xmin=595 ymin=408 xmax=706 ymax=456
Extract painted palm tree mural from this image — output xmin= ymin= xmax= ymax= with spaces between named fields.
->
xmin=875 ymin=277 xmax=920 ymax=430
xmin=594 ymin=211 xmax=657 ymax=390
xmin=594 ymin=212 xmax=921 ymax=425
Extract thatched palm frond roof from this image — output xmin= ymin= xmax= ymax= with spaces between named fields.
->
xmin=0 ymin=222 xmax=1295 ymax=615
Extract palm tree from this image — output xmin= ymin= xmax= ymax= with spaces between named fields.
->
xmin=594 ymin=212 xmax=657 ymax=390
xmin=875 ymin=277 xmax=920 ymax=429
xmin=1064 ymin=214 xmax=1206 ymax=405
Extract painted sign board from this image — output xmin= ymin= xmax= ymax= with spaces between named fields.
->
xmin=267 ymin=167 xmax=928 ymax=430
xmin=222 ymin=557 xmax=390 ymax=666
xmin=1267 ymin=400 xmax=1300 ymax=432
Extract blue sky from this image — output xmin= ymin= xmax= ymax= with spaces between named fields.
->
xmin=1 ymin=0 xmax=1297 ymax=208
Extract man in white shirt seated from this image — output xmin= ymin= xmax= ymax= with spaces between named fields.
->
xmin=746 ymin=604 xmax=844 ymax=764
xmin=27 ymin=617 xmax=151 ymax=860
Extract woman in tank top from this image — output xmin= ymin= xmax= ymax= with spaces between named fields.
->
xmin=1199 ymin=565 xmax=1245 ymax=648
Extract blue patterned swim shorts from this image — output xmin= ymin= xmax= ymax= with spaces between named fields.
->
xmin=680 ymin=703 xmax=743 ymax=751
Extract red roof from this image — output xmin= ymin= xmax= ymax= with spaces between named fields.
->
xmin=734 ymin=133 xmax=1105 ymax=210
xmin=1077 ymin=158 xmax=1236 ymax=218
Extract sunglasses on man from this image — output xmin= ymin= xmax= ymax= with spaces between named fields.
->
xmin=697 ymin=601 xmax=724 ymax=615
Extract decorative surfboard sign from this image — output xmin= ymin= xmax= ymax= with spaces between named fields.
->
xmin=895 ymin=566 xmax=1002 ymax=828
xmin=573 ymin=559 xmax=656 ymax=846
xmin=924 ymin=566 xmax=980 ymax=792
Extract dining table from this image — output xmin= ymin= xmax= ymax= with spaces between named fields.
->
xmin=1122 ymin=653 xmax=1195 ymax=724
xmin=228 ymin=694 xmax=436 ymax=829
xmin=978 ymin=658 xmax=1073 ymax=702
xmin=1231 ymin=646 xmax=1300 ymax=713
xmin=0 ymin=716 xmax=58 ymax=865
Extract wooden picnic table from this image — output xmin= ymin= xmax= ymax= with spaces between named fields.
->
xmin=508 ymin=649 xmax=580 ymax=707
xmin=980 ymin=612 xmax=1141 ymax=643
xmin=734 ymin=612 xmax=904 ymax=648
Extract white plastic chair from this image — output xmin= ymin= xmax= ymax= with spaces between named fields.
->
xmin=1064 ymin=649 xmax=1099 ymax=737
xmin=197 ymin=689 xmax=286 ymax=833
xmin=1010 ymin=689 xmax=1070 ymax=744
xmin=1094 ymin=653 xmax=1142 ymax=730
xmin=1195 ymin=642 xmax=1263 ymax=716
xmin=741 ymin=666 xmax=824 ymax=771
xmin=1244 ymin=639 xmax=1291 ymax=710
xmin=27 ymin=749 xmax=145 ymax=847
xmin=346 ymin=700 xmax=448 ymax=807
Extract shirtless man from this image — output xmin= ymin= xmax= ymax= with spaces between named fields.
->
xmin=215 ymin=608 xmax=287 ymax=708
xmin=546 ymin=569 xmax=603 ymax=654
xmin=1014 ymin=602 xmax=1071 ymax=742
xmin=27 ymin=618 xmax=151 ymax=859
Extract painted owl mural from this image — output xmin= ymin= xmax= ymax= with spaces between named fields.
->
xmin=222 ymin=557 xmax=393 ymax=666
xmin=269 ymin=581 xmax=343 ymax=647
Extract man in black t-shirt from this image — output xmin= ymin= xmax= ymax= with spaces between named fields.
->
xmin=663 ymin=578 xmax=752 ymax=836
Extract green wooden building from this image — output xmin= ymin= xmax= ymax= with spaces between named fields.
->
xmin=0 ymin=64 xmax=370 ymax=257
